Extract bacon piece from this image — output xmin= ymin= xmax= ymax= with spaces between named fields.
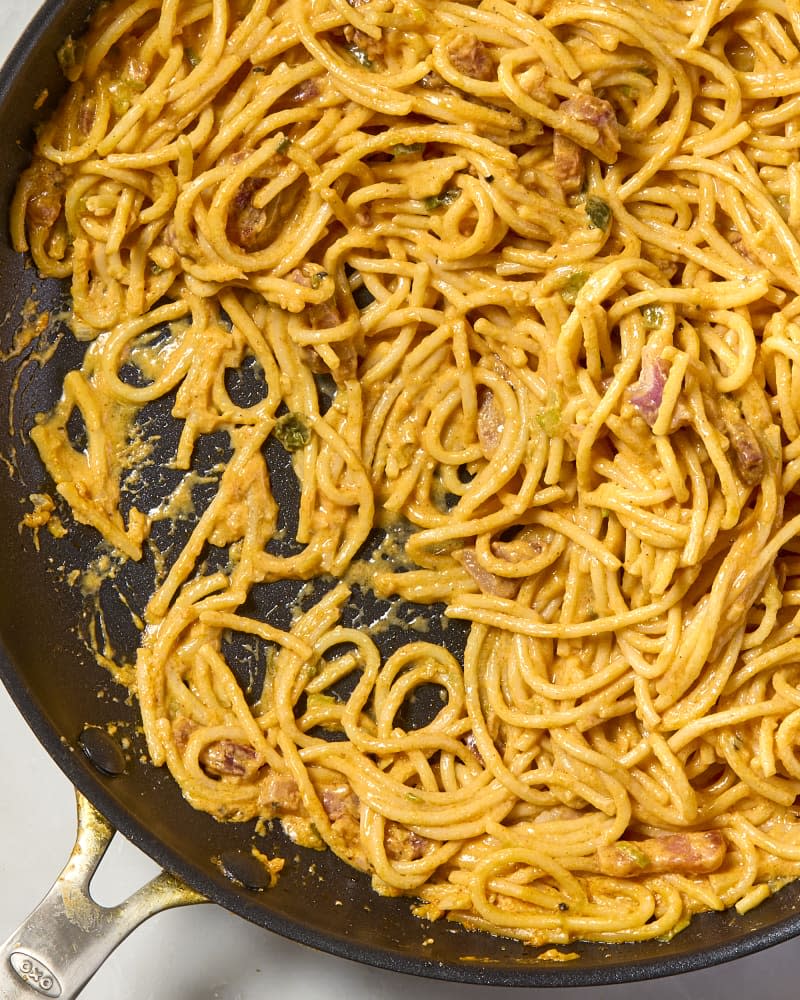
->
xmin=476 ymin=359 xmax=513 ymax=455
xmin=298 ymin=289 xmax=355 ymax=378
xmin=321 ymin=783 xmax=359 ymax=822
xmin=309 ymin=300 xmax=342 ymax=330
xmin=477 ymin=386 xmax=504 ymax=457
xmin=258 ymin=769 xmax=303 ymax=813
xmin=386 ymin=822 xmax=430 ymax=861
xmin=226 ymin=176 xmax=269 ymax=249
xmin=727 ymin=424 xmax=764 ymax=484
xmin=491 ymin=527 xmax=546 ymax=564
xmin=29 ymin=191 xmax=63 ymax=227
xmin=454 ymin=547 xmax=519 ymax=599
xmin=597 ymin=831 xmax=726 ymax=877
xmin=26 ymin=161 xmax=65 ymax=227
xmin=200 ymin=739 xmax=259 ymax=778
xmin=559 ymin=93 xmax=620 ymax=164
xmin=290 ymin=267 xmax=314 ymax=288
xmin=319 ymin=780 xmax=368 ymax=868
xmin=717 ymin=396 xmax=764 ymax=486
xmin=553 ymin=133 xmax=585 ymax=194
xmin=447 ymin=32 xmax=494 ymax=81
xmin=287 ymin=78 xmax=320 ymax=103
xmin=173 ymin=716 xmax=198 ymax=751
xmin=628 ymin=348 xmax=669 ymax=427
xmin=78 ymin=98 xmax=96 ymax=135
xmin=463 ymin=731 xmax=485 ymax=766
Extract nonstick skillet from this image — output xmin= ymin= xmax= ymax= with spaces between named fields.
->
xmin=3 ymin=2 xmax=800 ymax=997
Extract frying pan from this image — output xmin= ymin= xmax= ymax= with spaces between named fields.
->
xmin=2 ymin=1 xmax=800 ymax=995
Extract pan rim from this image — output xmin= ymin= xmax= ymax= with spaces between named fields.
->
xmin=2 ymin=0 xmax=800 ymax=987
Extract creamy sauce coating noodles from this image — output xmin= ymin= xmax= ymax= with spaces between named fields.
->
xmin=14 ymin=0 xmax=800 ymax=946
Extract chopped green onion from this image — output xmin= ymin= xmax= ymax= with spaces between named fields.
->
xmin=57 ymin=36 xmax=85 ymax=79
xmin=391 ymin=142 xmax=425 ymax=157
xmin=423 ymin=188 xmax=461 ymax=211
xmin=274 ymin=412 xmax=311 ymax=452
xmin=535 ymin=391 xmax=562 ymax=437
xmin=560 ymin=269 xmax=588 ymax=305
xmin=585 ymin=195 xmax=612 ymax=230
xmin=642 ymin=303 xmax=664 ymax=329
xmin=109 ymin=79 xmax=146 ymax=117
xmin=345 ymin=44 xmax=374 ymax=69
xmin=617 ymin=843 xmax=650 ymax=869
xmin=310 ymin=271 xmax=328 ymax=289
xmin=276 ymin=136 xmax=292 ymax=154
xmin=111 ymin=91 xmax=131 ymax=116
xmin=728 ymin=41 xmax=755 ymax=72
xmin=252 ymin=65 xmax=268 ymax=74
xmin=185 ymin=47 xmax=201 ymax=67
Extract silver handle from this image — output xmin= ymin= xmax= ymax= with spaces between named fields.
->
xmin=0 ymin=791 xmax=205 ymax=999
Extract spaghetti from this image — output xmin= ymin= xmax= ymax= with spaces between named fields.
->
xmin=13 ymin=0 xmax=800 ymax=946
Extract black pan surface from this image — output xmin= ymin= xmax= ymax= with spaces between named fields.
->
xmin=2 ymin=0 xmax=800 ymax=988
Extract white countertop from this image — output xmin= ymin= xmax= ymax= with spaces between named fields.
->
xmin=1 ymin=3 xmax=799 ymax=996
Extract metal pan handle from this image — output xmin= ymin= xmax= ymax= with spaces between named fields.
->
xmin=0 ymin=791 xmax=205 ymax=999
